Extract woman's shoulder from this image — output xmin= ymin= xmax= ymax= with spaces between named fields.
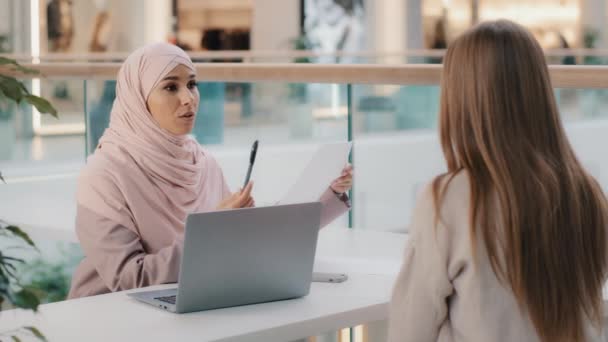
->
xmin=198 ymin=147 xmax=224 ymax=172
xmin=413 ymin=170 xmax=472 ymax=235
xmin=418 ymin=170 xmax=471 ymax=210
xmin=438 ymin=170 xmax=471 ymax=201
xmin=78 ymin=145 xmax=133 ymax=187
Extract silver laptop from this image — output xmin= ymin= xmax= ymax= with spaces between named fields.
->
xmin=128 ymin=202 xmax=322 ymax=314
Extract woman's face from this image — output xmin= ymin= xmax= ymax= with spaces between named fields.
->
xmin=146 ymin=64 xmax=199 ymax=135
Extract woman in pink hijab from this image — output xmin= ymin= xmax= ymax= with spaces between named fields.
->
xmin=68 ymin=43 xmax=353 ymax=298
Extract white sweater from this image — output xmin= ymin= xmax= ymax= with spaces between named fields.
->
xmin=387 ymin=171 xmax=605 ymax=342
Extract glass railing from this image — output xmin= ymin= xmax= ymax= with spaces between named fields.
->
xmin=1 ymin=63 xmax=608 ymax=309
xmin=2 ymin=64 xmax=608 ymax=225
xmin=351 ymin=84 xmax=608 ymax=232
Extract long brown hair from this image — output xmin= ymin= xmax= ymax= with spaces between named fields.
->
xmin=433 ymin=20 xmax=608 ymax=342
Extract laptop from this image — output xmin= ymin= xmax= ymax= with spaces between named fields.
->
xmin=128 ymin=202 xmax=322 ymax=313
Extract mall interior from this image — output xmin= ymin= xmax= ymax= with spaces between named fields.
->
xmin=0 ymin=0 xmax=607 ymax=341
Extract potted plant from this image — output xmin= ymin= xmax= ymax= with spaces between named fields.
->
xmin=0 ymin=57 xmax=57 ymax=341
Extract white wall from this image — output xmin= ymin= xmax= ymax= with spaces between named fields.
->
xmin=143 ymin=0 xmax=172 ymax=45
xmin=250 ymin=0 xmax=399 ymax=61
xmin=70 ymin=0 xmax=100 ymax=53
xmin=406 ymin=0 xmax=424 ymax=50
xmin=580 ymin=0 xmax=607 ymax=48
xmin=0 ymin=0 xmax=10 ymax=36
xmin=104 ymin=0 xmax=170 ymax=52
xmin=0 ymin=0 xmax=30 ymax=53
xmin=367 ymin=0 xmax=407 ymax=63
xmin=251 ymin=0 xmax=299 ymax=51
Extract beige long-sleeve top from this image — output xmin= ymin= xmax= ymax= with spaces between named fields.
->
xmin=388 ymin=171 xmax=605 ymax=342
xmin=69 ymin=187 xmax=349 ymax=299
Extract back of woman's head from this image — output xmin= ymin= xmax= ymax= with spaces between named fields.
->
xmin=435 ymin=19 xmax=608 ymax=342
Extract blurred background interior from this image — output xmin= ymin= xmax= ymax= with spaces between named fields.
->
xmin=1 ymin=0 xmax=607 ymax=319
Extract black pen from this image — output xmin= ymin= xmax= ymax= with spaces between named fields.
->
xmin=243 ymin=140 xmax=258 ymax=188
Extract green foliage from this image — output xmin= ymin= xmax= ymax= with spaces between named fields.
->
xmin=0 ymin=58 xmax=56 ymax=342
xmin=19 ymin=244 xmax=82 ymax=304
xmin=0 ymin=58 xmax=57 ymax=118
xmin=0 ymin=226 xmax=47 ymax=341
xmin=0 ymin=225 xmax=41 ymax=311
xmin=0 ymin=326 xmax=47 ymax=342
xmin=23 ymin=327 xmax=46 ymax=341
xmin=0 ymin=58 xmax=40 ymax=75
xmin=4 ymin=226 xmax=36 ymax=248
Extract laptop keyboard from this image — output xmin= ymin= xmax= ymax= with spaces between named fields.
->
xmin=155 ymin=295 xmax=176 ymax=305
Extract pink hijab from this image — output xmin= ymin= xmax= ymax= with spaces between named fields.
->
xmin=77 ymin=43 xmax=229 ymax=242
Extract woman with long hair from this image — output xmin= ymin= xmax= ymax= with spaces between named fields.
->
xmin=388 ymin=20 xmax=608 ymax=342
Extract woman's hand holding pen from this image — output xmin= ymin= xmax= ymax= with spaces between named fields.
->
xmin=217 ymin=182 xmax=255 ymax=210
xmin=330 ymin=164 xmax=353 ymax=194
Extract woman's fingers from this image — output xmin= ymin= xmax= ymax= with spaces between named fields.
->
xmin=240 ymin=195 xmax=254 ymax=208
xmin=334 ymin=175 xmax=352 ymax=184
xmin=332 ymin=178 xmax=353 ymax=192
xmin=216 ymin=196 xmax=235 ymax=210
xmin=341 ymin=163 xmax=353 ymax=176
xmin=235 ymin=194 xmax=249 ymax=207
xmin=232 ymin=182 xmax=253 ymax=207
xmin=241 ymin=181 xmax=254 ymax=197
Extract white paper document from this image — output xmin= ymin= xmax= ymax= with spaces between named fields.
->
xmin=279 ymin=142 xmax=352 ymax=205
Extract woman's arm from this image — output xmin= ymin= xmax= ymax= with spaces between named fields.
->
xmin=387 ymin=185 xmax=453 ymax=342
xmin=319 ymin=188 xmax=350 ymax=228
xmin=75 ymin=205 xmax=183 ymax=292
xmin=319 ymin=163 xmax=353 ymax=228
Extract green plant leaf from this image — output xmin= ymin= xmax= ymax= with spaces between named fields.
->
xmin=1 ymin=262 xmax=19 ymax=281
xmin=0 ymin=76 xmax=25 ymax=103
xmin=0 ymin=57 xmax=40 ymax=75
xmin=4 ymin=226 xmax=36 ymax=248
xmin=2 ymin=256 xmax=25 ymax=264
xmin=22 ymin=327 xmax=46 ymax=342
xmin=18 ymin=82 xmax=30 ymax=95
xmin=0 ymin=56 xmax=18 ymax=65
xmin=23 ymin=95 xmax=57 ymax=118
xmin=0 ymin=266 xmax=9 ymax=283
xmin=13 ymin=289 xmax=40 ymax=311
xmin=0 ymin=250 xmax=26 ymax=264
xmin=2 ymin=265 xmax=20 ymax=284
xmin=11 ymin=335 xmax=22 ymax=342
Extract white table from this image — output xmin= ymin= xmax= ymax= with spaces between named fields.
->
xmin=1 ymin=225 xmax=607 ymax=341
xmin=0 ymin=274 xmax=395 ymax=342
xmin=0 ymin=228 xmax=406 ymax=342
